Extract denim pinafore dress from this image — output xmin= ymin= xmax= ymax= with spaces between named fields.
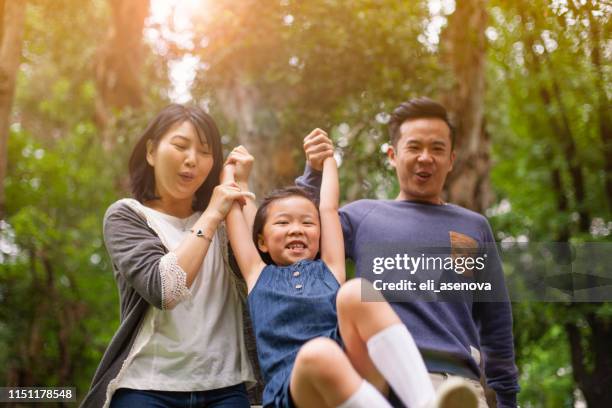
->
xmin=248 ymin=259 xmax=341 ymax=408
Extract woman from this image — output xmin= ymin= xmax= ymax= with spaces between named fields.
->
xmin=81 ymin=104 xmax=256 ymax=408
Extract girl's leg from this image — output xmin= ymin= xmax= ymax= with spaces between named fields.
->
xmin=290 ymin=337 xmax=391 ymax=408
xmin=336 ymin=279 xmax=398 ymax=392
xmin=336 ymin=279 xmax=435 ymax=408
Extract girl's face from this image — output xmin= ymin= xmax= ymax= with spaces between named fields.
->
xmin=258 ymin=195 xmax=321 ymax=266
xmin=146 ymin=120 xmax=213 ymax=205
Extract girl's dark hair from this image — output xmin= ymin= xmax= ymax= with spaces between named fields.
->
xmin=129 ymin=104 xmax=223 ymax=211
xmin=252 ymin=186 xmax=318 ymax=264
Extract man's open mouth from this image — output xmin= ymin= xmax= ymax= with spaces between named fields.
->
xmin=415 ymin=171 xmax=432 ymax=181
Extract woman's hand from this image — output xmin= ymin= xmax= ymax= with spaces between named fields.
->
xmin=180 ymin=182 xmax=254 ymax=289
xmin=204 ymin=182 xmax=256 ymax=222
xmin=224 ymin=145 xmax=254 ymax=185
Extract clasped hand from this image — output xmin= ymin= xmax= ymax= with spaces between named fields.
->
xmin=205 ymin=146 xmax=256 ymax=221
xmin=303 ymin=128 xmax=334 ymax=171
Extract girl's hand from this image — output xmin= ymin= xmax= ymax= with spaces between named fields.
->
xmin=205 ymin=182 xmax=256 ymax=222
xmin=303 ymin=128 xmax=334 ymax=171
xmin=225 ymin=145 xmax=254 ymax=185
xmin=220 ymin=162 xmax=236 ymax=184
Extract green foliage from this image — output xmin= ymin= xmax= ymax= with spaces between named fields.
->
xmin=516 ymin=318 xmax=574 ymax=408
xmin=18 ymin=0 xmax=108 ymax=128
xmin=191 ymin=0 xmax=443 ymax=200
xmin=1 ymin=124 xmax=121 ymax=392
xmin=1 ymin=0 xmax=610 ymax=405
xmin=487 ymin=0 xmax=610 ymax=237
xmin=486 ymin=1 xmax=611 ymax=405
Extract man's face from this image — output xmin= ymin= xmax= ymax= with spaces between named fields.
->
xmin=387 ymin=118 xmax=455 ymax=204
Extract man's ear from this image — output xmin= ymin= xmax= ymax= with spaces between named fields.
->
xmin=449 ymin=150 xmax=456 ymax=172
xmin=146 ymin=140 xmax=155 ymax=166
xmin=387 ymin=144 xmax=397 ymax=168
xmin=257 ymin=234 xmax=268 ymax=253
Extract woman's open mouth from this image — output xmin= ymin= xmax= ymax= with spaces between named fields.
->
xmin=179 ymin=172 xmax=195 ymax=182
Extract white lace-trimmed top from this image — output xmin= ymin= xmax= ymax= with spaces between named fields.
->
xmin=113 ymin=203 xmax=254 ymax=394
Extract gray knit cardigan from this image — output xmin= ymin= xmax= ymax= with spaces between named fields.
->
xmin=80 ymin=200 xmax=261 ymax=407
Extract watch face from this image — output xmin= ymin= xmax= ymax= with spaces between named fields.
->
xmin=191 ymin=228 xmax=211 ymax=242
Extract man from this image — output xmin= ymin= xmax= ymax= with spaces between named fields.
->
xmin=296 ymin=97 xmax=519 ymax=407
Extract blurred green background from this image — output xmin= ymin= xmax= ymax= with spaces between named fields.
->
xmin=0 ymin=0 xmax=610 ymax=406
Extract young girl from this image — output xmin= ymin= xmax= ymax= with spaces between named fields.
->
xmin=224 ymin=142 xmax=477 ymax=408
xmin=82 ymin=104 xmax=257 ymax=408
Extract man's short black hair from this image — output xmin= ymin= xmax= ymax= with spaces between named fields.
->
xmin=388 ymin=97 xmax=455 ymax=148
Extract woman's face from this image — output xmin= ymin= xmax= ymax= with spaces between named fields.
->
xmin=146 ymin=120 xmax=214 ymax=205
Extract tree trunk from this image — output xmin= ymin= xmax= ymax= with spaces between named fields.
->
xmin=566 ymin=309 xmax=612 ymax=408
xmin=517 ymin=4 xmax=610 ymax=404
xmin=95 ymin=0 xmax=149 ymax=148
xmin=440 ymin=0 xmax=492 ymax=213
xmin=0 ymin=0 xmax=27 ymax=218
xmin=566 ymin=0 xmax=612 ymax=207
xmin=216 ymin=74 xmax=298 ymax=199
xmin=585 ymin=6 xmax=612 ymax=206
xmin=519 ymin=4 xmax=590 ymax=233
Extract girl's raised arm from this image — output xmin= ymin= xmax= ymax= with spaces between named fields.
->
xmin=224 ymin=146 xmax=258 ymax=232
xmin=223 ymin=164 xmax=266 ymax=291
xmin=319 ymin=155 xmax=345 ymax=283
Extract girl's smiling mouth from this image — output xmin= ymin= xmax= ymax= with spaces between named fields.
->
xmin=286 ymin=240 xmax=308 ymax=254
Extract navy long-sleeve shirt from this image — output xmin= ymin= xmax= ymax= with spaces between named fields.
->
xmin=297 ymin=165 xmax=519 ymax=408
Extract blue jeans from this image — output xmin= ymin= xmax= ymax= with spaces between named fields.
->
xmin=110 ymin=383 xmax=250 ymax=408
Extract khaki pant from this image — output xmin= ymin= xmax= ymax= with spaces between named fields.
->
xmin=429 ymin=373 xmax=489 ymax=408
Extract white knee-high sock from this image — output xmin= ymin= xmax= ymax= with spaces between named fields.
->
xmin=336 ymin=380 xmax=393 ymax=408
xmin=366 ymin=323 xmax=435 ymax=408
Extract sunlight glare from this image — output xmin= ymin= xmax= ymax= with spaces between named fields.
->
xmin=148 ymin=0 xmax=208 ymax=103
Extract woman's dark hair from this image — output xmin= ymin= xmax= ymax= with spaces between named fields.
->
xmin=252 ymin=186 xmax=318 ymax=265
xmin=388 ymin=97 xmax=455 ymax=148
xmin=129 ymin=104 xmax=223 ymax=211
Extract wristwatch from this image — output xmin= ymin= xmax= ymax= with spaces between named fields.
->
xmin=190 ymin=228 xmax=212 ymax=242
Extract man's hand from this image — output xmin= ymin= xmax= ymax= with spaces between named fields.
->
xmin=303 ymin=128 xmax=334 ymax=172
xmin=224 ymin=145 xmax=254 ymax=184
